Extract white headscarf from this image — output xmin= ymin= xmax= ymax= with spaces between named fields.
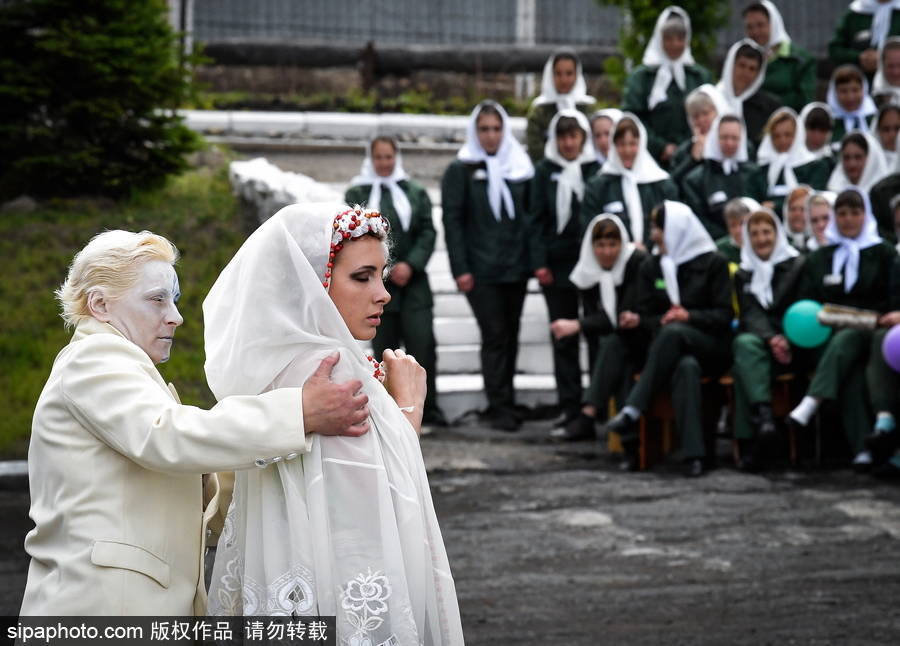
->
xmin=756 ymin=0 xmax=792 ymax=52
xmin=739 ymin=208 xmax=800 ymax=308
xmin=202 ymin=203 xmax=463 ymax=643
xmin=804 ymin=190 xmax=837 ymax=252
xmin=717 ymin=39 xmax=768 ymax=120
xmin=799 ymin=102 xmax=835 ymax=159
xmin=658 ymin=201 xmax=718 ymax=305
xmin=684 ymin=84 xmax=732 ymax=135
xmin=873 ymin=104 xmax=900 ymax=168
xmin=349 ymin=137 xmax=412 ymax=231
xmin=570 ymin=214 xmax=637 ymax=327
xmin=600 ymin=113 xmax=670 ymax=243
xmin=590 ymin=108 xmax=623 ymax=165
xmin=827 ymin=66 xmax=878 ymax=135
xmin=850 ymin=0 xmax=900 ymax=47
xmin=827 ymin=131 xmax=891 ymax=191
xmin=533 ymin=48 xmax=595 ymax=111
xmin=824 ymin=185 xmax=883 ymax=292
xmin=458 ymin=100 xmax=535 ymax=221
xmin=873 ymin=37 xmax=900 ymax=101
xmin=756 ymin=107 xmax=820 ymax=189
xmin=544 ymin=109 xmax=596 ymax=233
xmin=643 ymin=6 xmax=695 ymax=111
xmin=782 ymin=184 xmax=814 ymax=248
xmin=702 ymin=113 xmax=750 ymax=175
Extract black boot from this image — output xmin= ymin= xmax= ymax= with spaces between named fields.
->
xmin=751 ymin=403 xmax=776 ymax=439
xmin=549 ymin=412 xmax=596 ymax=442
xmin=737 ymin=439 xmax=763 ymax=472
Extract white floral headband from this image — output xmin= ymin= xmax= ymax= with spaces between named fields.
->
xmin=323 ymin=206 xmax=390 ymax=290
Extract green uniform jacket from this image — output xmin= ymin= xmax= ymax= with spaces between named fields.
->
xmin=869 ymin=172 xmax=900 ymax=243
xmin=829 ymin=7 xmax=900 ymax=70
xmin=715 ymin=236 xmax=742 ymax=265
xmin=830 ymin=114 xmax=874 ymax=144
xmin=525 ymin=158 xmax=601 ymax=287
xmin=743 ymin=90 xmax=785 ymax=144
xmin=525 ymin=102 xmax=596 ymax=164
xmin=799 ymin=241 xmax=897 ymax=313
xmin=735 ymin=255 xmax=806 ymax=339
xmin=621 ymin=64 xmax=714 ymax=161
xmin=636 ymin=251 xmax=734 ymax=336
xmin=682 ymin=160 xmax=760 ymax=240
xmin=578 ymin=249 xmax=650 ymax=350
xmin=669 ymin=138 xmax=758 ymax=182
xmin=441 ymin=159 xmax=531 ymax=283
xmin=747 ymin=158 xmax=832 ymax=214
xmin=762 ymin=43 xmax=818 ymax=113
xmin=345 ymin=181 xmax=435 ymax=312
xmin=581 ymin=173 xmax=680 ymax=248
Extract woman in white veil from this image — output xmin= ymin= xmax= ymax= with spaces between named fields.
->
xmin=203 ymin=203 xmax=464 ymax=646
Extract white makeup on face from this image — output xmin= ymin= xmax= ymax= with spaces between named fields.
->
xmin=99 ymin=259 xmax=183 ymax=364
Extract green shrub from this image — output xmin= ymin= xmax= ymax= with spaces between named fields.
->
xmin=0 ymin=0 xmax=204 ymax=200
xmin=595 ymin=0 xmax=732 ymax=89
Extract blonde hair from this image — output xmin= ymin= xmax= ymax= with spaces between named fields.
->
xmin=56 ymin=230 xmax=179 ymax=330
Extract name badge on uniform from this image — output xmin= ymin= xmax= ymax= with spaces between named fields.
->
xmin=473 ymin=169 xmax=488 ymax=181
xmin=550 ymin=172 xmax=561 ymax=182
xmin=654 ymin=278 xmax=667 ymax=290
xmin=769 ymin=184 xmax=790 ymax=197
xmin=823 ymin=273 xmax=843 ymax=286
xmin=855 ymin=30 xmax=872 ymax=44
xmin=604 ymin=200 xmax=625 ymax=214
xmin=707 ymin=191 xmax=727 ymax=207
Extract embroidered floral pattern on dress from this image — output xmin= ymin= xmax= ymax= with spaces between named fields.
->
xmin=341 ymin=569 xmax=396 ymax=645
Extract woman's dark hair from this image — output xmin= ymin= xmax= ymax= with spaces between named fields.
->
xmin=719 ymin=114 xmax=743 ymax=129
xmin=370 ymin=136 xmax=397 ymax=154
xmin=805 ymin=107 xmax=833 ymax=132
xmin=746 ymin=210 xmax=777 ymax=230
xmin=613 ymin=117 xmax=640 ymax=144
xmin=476 ymin=103 xmax=504 ymax=124
xmin=832 ymin=64 xmax=865 ymax=88
xmin=552 ymin=49 xmax=578 ymax=69
xmin=741 ymin=3 xmax=769 ymax=19
xmin=735 ymin=43 xmax=763 ymax=67
xmin=556 ymin=115 xmax=586 ymax=138
xmin=651 ymin=202 xmax=666 ymax=230
xmin=835 ymin=189 xmax=865 ymax=212
xmin=592 ymin=218 xmax=622 ymax=242
xmin=877 ymin=104 xmax=900 ymax=126
xmin=841 ymin=131 xmax=869 ymax=154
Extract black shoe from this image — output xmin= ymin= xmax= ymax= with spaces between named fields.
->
xmin=549 ymin=412 xmax=596 ymax=442
xmin=872 ymin=460 xmax=900 ymax=480
xmin=618 ymin=437 xmax=640 ymax=472
xmin=489 ymin=411 xmax=520 ymax=432
xmin=752 ymin=403 xmax=776 ymax=439
xmin=736 ymin=439 xmax=763 ymax=473
xmin=865 ymin=430 xmax=900 ymax=466
xmin=550 ymin=410 xmax=579 ymax=427
xmin=683 ymin=458 xmax=705 ymax=478
xmin=607 ymin=410 xmax=638 ymax=436
xmin=852 ymin=451 xmax=873 ymax=473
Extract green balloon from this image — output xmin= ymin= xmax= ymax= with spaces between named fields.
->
xmin=783 ymin=300 xmax=831 ymax=349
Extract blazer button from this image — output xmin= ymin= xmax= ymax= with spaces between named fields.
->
xmin=286 ymin=453 xmax=299 ymax=460
xmin=272 ymin=455 xmax=283 ymax=463
xmin=254 ymin=458 xmax=268 ymax=468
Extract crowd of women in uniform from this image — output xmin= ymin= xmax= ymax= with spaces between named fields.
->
xmin=343 ymin=1 xmax=900 ymax=480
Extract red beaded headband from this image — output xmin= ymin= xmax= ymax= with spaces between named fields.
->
xmin=323 ymin=207 xmax=389 ymax=290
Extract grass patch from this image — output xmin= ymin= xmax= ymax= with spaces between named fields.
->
xmin=0 ymin=166 xmax=247 ymax=458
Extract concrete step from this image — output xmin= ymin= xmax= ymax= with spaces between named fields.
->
xmin=434 ymin=315 xmax=552 ymax=346
xmin=432 ymin=292 xmax=547 ymax=318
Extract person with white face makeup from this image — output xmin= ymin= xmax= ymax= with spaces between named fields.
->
xmin=682 ymin=113 xmax=759 ymax=239
xmin=20 ymin=230 xmax=371 ymax=616
xmin=525 ymin=47 xmax=596 ymax=163
xmin=526 ymin=110 xmax=601 ymax=429
xmin=742 ymin=1 xmax=817 ymax=112
xmin=203 ymin=205 xmax=463 ymax=644
xmin=621 ymin=6 xmax=713 ymax=164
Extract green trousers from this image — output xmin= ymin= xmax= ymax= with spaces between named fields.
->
xmin=626 ymin=323 xmax=732 ymax=460
xmin=807 ymin=328 xmax=873 ymax=453
xmin=582 ymin=333 xmax=640 ymax=421
xmin=542 ymin=284 xmax=582 ymax=415
xmin=731 ymin=333 xmax=796 ymax=440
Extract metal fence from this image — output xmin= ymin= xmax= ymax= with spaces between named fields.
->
xmin=192 ymin=0 xmax=850 ymax=56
